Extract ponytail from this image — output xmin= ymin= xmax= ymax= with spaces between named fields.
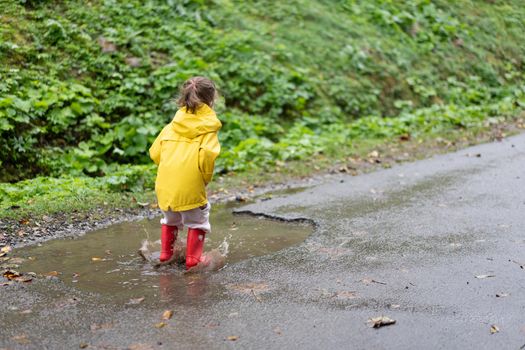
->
xmin=177 ymin=77 xmax=218 ymax=114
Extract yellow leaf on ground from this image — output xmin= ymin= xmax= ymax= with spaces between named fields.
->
xmin=226 ymin=336 xmax=239 ymax=341
xmin=162 ymin=310 xmax=173 ymax=320
xmin=0 ymin=246 xmax=11 ymax=257
xmin=155 ymin=322 xmax=166 ymax=329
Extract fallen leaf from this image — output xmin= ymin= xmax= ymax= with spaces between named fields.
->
xmin=79 ymin=342 xmax=89 ymax=348
xmin=162 ymin=310 xmax=173 ymax=320
xmin=127 ymin=297 xmax=145 ymax=305
xmin=368 ymin=150 xmax=379 ymax=158
xmin=128 ymin=343 xmax=154 ymax=350
xmin=0 ymin=246 xmax=11 ymax=257
xmin=361 ymin=278 xmax=387 ymax=285
xmin=155 ymin=322 xmax=166 ymax=329
xmin=367 ymin=316 xmax=396 ymax=328
xmin=475 ymin=274 xmax=495 ymax=279
xmin=490 ymin=325 xmax=500 ymax=334
xmin=13 ymin=275 xmax=32 ymax=283
xmin=334 ymin=291 xmax=358 ymax=299
xmin=3 ymin=269 xmax=21 ymax=280
xmin=45 ymin=271 xmax=60 ymax=277
xmin=91 ymin=257 xmax=103 ymax=262
xmin=226 ymin=336 xmax=239 ymax=341
xmin=235 ymin=195 xmax=247 ymax=202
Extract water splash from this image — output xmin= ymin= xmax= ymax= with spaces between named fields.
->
xmin=138 ymin=237 xmax=227 ymax=272
xmin=217 ymin=233 xmax=232 ymax=256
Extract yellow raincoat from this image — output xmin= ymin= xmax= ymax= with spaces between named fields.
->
xmin=149 ymin=104 xmax=221 ymax=212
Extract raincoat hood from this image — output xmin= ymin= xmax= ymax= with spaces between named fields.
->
xmin=171 ymin=104 xmax=221 ymax=139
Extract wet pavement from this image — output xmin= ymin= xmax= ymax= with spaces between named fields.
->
xmin=2 ymin=134 xmax=525 ymax=349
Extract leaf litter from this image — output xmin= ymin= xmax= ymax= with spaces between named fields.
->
xmin=361 ymin=278 xmax=387 ymax=285
xmin=2 ymin=269 xmax=33 ymax=283
xmin=127 ymin=297 xmax=145 ymax=305
xmin=367 ymin=316 xmax=396 ymax=328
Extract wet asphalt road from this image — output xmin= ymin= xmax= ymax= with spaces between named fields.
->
xmin=1 ymin=133 xmax=525 ymax=350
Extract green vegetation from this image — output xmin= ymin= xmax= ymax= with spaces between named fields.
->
xmin=1 ymin=0 xmax=524 ymax=214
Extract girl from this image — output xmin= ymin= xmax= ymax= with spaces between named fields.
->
xmin=149 ymin=76 xmax=221 ymax=270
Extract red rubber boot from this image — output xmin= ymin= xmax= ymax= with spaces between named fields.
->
xmin=186 ymin=228 xmax=206 ymax=270
xmin=159 ymin=224 xmax=177 ymax=262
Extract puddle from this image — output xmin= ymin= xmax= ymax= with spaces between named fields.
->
xmin=14 ymin=203 xmax=311 ymax=304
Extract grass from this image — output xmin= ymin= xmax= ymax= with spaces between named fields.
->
xmin=2 ymin=112 xmax=522 ymax=225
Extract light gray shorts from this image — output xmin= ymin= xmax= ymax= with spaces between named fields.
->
xmin=160 ymin=202 xmax=211 ymax=233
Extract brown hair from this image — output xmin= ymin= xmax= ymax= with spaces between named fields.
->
xmin=177 ymin=76 xmax=217 ymax=114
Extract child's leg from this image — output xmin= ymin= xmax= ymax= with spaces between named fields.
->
xmin=181 ymin=203 xmax=211 ymax=269
xmin=159 ymin=210 xmax=183 ymax=262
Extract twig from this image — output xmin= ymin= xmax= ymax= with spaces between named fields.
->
xmin=251 ymin=289 xmax=262 ymax=302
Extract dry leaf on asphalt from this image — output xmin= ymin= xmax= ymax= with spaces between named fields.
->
xmin=361 ymin=278 xmax=387 ymax=285
xmin=334 ymin=291 xmax=358 ymax=299
xmin=162 ymin=310 xmax=173 ymax=320
xmin=127 ymin=297 xmax=145 ymax=305
xmin=226 ymin=336 xmax=239 ymax=341
xmin=475 ymin=274 xmax=495 ymax=279
xmin=128 ymin=343 xmax=154 ymax=350
xmin=367 ymin=316 xmax=396 ymax=328
xmin=154 ymin=322 xmax=166 ymax=329
xmin=490 ymin=325 xmax=500 ymax=334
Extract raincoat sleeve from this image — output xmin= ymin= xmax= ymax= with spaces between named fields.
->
xmin=199 ymin=132 xmax=221 ymax=185
xmin=149 ymin=130 xmax=163 ymax=165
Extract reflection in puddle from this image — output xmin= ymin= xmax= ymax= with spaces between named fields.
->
xmin=16 ymin=203 xmax=311 ymax=304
